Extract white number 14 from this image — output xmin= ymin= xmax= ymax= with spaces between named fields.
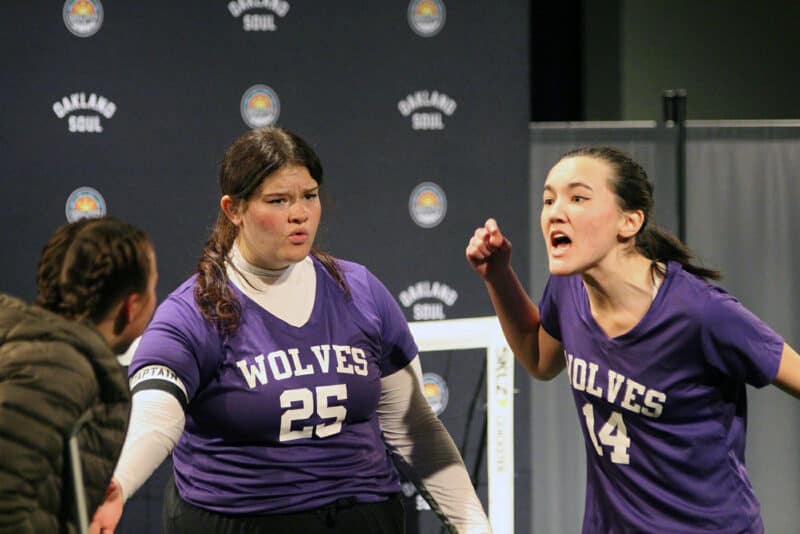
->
xmin=581 ymin=403 xmax=630 ymax=464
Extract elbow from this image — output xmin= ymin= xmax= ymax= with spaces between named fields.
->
xmin=517 ymin=354 xmax=562 ymax=381
xmin=529 ymin=367 xmax=560 ymax=381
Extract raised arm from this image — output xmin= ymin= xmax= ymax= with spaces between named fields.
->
xmin=465 ymin=218 xmax=564 ymax=380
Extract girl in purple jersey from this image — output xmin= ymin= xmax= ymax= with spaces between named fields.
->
xmin=90 ymin=127 xmax=490 ymax=534
xmin=466 ymin=146 xmax=800 ymax=533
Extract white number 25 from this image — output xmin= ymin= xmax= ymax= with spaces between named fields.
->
xmin=279 ymin=384 xmax=348 ymax=442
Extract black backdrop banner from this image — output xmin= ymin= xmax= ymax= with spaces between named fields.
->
xmin=2 ymin=2 xmax=529 ymax=532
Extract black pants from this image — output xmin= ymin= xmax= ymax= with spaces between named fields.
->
xmin=162 ymin=475 xmax=405 ymax=534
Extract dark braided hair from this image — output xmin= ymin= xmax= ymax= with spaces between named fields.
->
xmin=36 ymin=216 xmax=153 ymax=332
xmin=195 ymin=127 xmax=347 ymax=337
xmin=559 ymin=146 xmax=721 ymax=281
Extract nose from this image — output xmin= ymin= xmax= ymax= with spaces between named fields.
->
xmin=288 ymin=201 xmax=308 ymax=223
xmin=544 ymin=197 xmax=567 ymax=222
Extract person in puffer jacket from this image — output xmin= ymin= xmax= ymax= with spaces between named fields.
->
xmin=0 ymin=216 xmax=158 ymax=534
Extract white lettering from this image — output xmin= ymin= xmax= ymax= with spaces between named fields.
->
xmin=103 ymin=101 xmax=116 ymax=119
xmin=397 ymin=91 xmax=457 ymax=116
xmin=642 ymin=389 xmax=666 ymax=418
xmin=398 ymin=280 xmax=458 ymax=307
xmin=267 ymin=350 xmax=292 ymax=380
xmin=52 ymin=92 xmax=117 ymax=121
xmin=620 ymin=378 xmax=645 ymax=414
xmin=350 ymin=347 xmax=368 ymax=376
xmin=228 ymin=0 xmax=290 ymax=18
xmin=287 ymin=347 xmax=313 ymax=376
xmin=68 ymin=115 xmax=103 ymax=133
xmin=413 ymin=302 xmax=445 ymax=320
xmin=607 ymin=370 xmax=625 ymax=403
xmin=585 ymin=362 xmax=603 ymax=398
xmin=412 ymin=112 xmax=444 ymax=130
xmin=572 ymin=358 xmax=587 ymax=391
xmin=236 ymin=354 xmax=268 ymax=389
xmin=243 ymin=13 xmax=276 ymax=31
xmin=310 ymin=344 xmax=331 ymax=372
xmin=565 ymin=352 xmax=574 ymax=385
xmin=333 ymin=345 xmax=354 ymax=374
xmin=567 ymin=359 xmax=667 ymax=419
xmin=239 ymin=344 xmax=373 ymax=388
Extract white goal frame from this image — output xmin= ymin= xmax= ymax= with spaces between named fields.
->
xmin=408 ymin=316 xmax=514 ymax=534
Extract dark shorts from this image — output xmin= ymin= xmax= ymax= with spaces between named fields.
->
xmin=162 ymin=475 xmax=405 ymax=534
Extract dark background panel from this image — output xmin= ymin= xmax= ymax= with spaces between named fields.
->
xmin=1 ymin=2 xmax=529 ymax=533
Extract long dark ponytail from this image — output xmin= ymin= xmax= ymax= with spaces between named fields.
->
xmin=560 ymin=146 xmax=721 ymax=281
xmin=195 ymin=127 xmax=347 ymax=337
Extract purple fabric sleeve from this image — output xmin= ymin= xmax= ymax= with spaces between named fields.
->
xmin=129 ymin=278 xmax=221 ymax=401
xmin=538 ymin=275 xmax=563 ymax=341
xmin=339 ymin=260 xmax=417 ymax=376
xmin=700 ymin=287 xmax=784 ymax=387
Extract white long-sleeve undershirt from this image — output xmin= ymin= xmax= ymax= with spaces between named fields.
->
xmin=113 ymin=358 xmax=491 ymax=533
xmin=113 ymin=251 xmax=491 ymax=532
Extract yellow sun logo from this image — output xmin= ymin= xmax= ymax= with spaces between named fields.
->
xmin=71 ymin=0 xmax=96 ymax=15
xmin=73 ymin=196 xmax=99 ymax=212
xmin=416 ymin=0 xmax=437 ymax=16
xmin=250 ymin=94 xmax=272 ymax=109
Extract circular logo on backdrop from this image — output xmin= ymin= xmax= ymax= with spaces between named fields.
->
xmin=409 ymin=181 xmax=447 ymax=228
xmin=65 ymin=186 xmax=106 ymax=222
xmin=423 ymin=372 xmax=449 ymax=415
xmin=407 ymin=0 xmax=446 ymax=37
xmin=63 ymin=0 xmax=104 ymax=38
xmin=240 ymin=85 xmax=281 ymax=129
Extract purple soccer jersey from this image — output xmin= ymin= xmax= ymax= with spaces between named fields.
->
xmin=539 ymin=261 xmax=783 ymax=533
xmin=129 ymin=258 xmax=417 ymax=514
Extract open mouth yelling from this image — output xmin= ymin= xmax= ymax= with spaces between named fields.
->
xmin=549 ymin=231 xmax=572 ymax=256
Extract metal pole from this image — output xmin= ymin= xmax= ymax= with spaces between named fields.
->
xmin=662 ymin=89 xmax=687 ymax=242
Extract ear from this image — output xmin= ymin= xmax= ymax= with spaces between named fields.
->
xmin=618 ymin=209 xmax=645 ymax=240
xmin=111 ymin=295 xmax=133 ymax=335
xmin=220 ymin=195 xmax=242 ymax=226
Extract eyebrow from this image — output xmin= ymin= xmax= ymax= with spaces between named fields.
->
xmin=543 ymin=181 xmax=594 ymax=192
xmin=262 ymin=185 xmax=319 ymax=196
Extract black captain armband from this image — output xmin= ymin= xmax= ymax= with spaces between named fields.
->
xmin=130 ymin=365 xmax=189 ymax=411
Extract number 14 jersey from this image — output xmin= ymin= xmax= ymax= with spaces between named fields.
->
xmin=539 ymin=261 xmax=783 ymax=534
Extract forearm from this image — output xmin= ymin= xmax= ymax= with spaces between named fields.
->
xmin=379 ymin=358 xmax=491 ymax=534
xmin=484 ymin=267 xmax=542 ymax=376
xmin=113 ymin=389 xmax=184 ymax=501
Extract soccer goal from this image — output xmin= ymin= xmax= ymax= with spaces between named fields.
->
xmin=408 ymin=316 xmax=514 ymax=534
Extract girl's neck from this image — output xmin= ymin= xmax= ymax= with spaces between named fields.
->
xmin=582 ymin=253 xmax=662 ymax=335
xmin=230 ymin=240 xmax=290 ymax=281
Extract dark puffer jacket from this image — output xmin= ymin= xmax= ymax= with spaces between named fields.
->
xmin=0 ymin=294 xmax=131 ymax=534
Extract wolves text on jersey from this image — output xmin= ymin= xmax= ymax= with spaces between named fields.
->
xmin=565 ymin=352 xmax=667 ymax=418
xmin=236 ymin=344 xmax=368 ymax=389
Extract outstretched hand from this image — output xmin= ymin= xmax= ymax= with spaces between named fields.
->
xmin=89 ymin=478 xmax=124 ymax=534
xmin=465 ymin=218 xmax=512 ymax=280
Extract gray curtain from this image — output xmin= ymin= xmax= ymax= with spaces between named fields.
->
xmin=686 ymin=125 xmax=800 ymax=533
xmin=526 ymin=123 xmax=800 ymax=533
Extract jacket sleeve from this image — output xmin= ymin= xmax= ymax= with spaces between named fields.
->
xmin=0 ymin=339 xmax=104 ymax=533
